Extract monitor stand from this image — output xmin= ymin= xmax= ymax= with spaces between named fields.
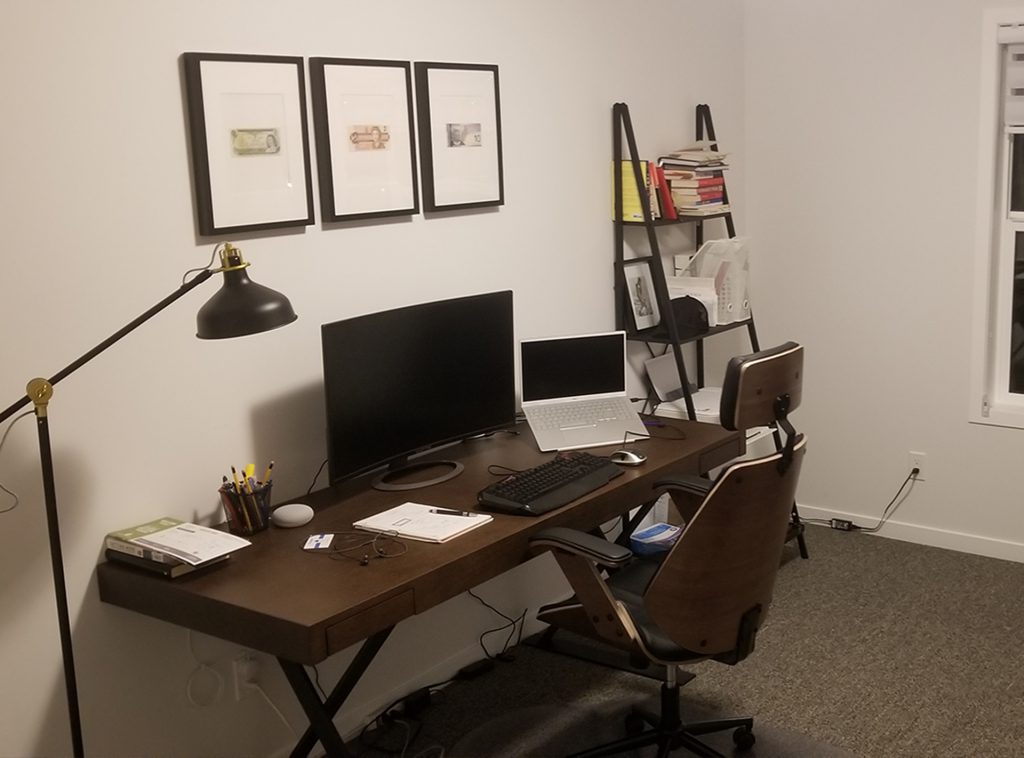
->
xmin=372 ymin=460 xmax=465 ymax=492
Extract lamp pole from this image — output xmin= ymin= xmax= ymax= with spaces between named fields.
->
xmin=0 ymin=269 xmax=216 ymax=758
xmin=1 ymin=242 xmax=295 ymax=756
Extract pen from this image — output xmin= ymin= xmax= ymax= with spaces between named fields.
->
xmin=430 ymin=509 xmax=476 ymax=517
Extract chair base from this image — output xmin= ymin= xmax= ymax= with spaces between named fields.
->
xmin=567 ymin=682 xmax=755 ymax=758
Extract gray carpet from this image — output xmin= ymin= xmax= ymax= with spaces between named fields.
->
xmin=353 ymin=526 xmax=1024 ymax=757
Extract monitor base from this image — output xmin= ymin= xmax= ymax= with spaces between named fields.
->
xmin=372 ymin=460 xmax=465 ymax=492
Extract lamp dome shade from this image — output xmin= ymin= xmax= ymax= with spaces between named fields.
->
xmin=196 ymin=266 xmax=297 ymax=339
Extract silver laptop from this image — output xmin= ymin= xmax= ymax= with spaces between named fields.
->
xmin=520 ymin=331 xmax=646 ymax=452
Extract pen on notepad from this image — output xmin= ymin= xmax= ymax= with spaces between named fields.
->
xmin=429 ymin=509 xmax=476 ymax=517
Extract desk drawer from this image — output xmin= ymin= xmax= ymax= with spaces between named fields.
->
xmin=325 ymin=590 xmax=415 ymax=655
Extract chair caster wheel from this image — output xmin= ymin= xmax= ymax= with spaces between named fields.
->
xmin=733 ymin=726 xmax=756 ymax=751
xmin=624 ymin=712 xmax=645 ymax=736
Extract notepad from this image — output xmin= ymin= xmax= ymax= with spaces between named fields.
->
xmin=353 ymin=503 xmax=493 ymax=543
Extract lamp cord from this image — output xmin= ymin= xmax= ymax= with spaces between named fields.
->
xmin=0 ymin=411 xmax=33 ymax=514
xmin=181 ymin=243 xmax=224 ymax=285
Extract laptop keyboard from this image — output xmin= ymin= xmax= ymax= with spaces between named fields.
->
xmin=529 ymin=397 xmax=637 ymax=431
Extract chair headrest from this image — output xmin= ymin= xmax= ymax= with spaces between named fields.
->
xmin=719 ymin=341 xmax=803 ymax=432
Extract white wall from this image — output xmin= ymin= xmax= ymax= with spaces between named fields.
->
xmin=0 ymin=2 xmax=745 ymax=755
xmin=744 ymin=0 xmax=1024 ymax=559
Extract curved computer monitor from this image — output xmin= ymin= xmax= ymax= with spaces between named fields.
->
xmin=321 ymin=291 xmax=515 ymax=491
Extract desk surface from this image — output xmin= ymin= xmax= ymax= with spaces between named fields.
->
xmin=97 ymin=421 xmax=741 ymax=665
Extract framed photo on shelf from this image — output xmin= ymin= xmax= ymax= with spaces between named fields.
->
xmin=309 ymin=58 xmax=419 ymax=222
xmin=182 ymin=52 xmax=314 ymax=235
xmin=623 ymin=262 xmax=660 ymax=331
xmin=413 ymin=62 xmax=503 ymax=212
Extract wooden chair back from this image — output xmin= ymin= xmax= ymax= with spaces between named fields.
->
xmin=644 ymin=437 xmax=806 ymax=658
xmin=719 ymin=341 xmax=803 ymax=432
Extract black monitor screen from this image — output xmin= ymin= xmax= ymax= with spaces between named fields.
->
xmin=520 ymin=333 xmax=626 ymax=402
xmin=321 ymin=291 xmax=515 ymax=485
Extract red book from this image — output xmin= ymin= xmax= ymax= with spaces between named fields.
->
xmin=668 ymin=176 xmax=725 ymax=189
xmin=673 ymin=190 xmax=724 ymax=200
xmin=655 ymin=166 xmax=677 ymax=220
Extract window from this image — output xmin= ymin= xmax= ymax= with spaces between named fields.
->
xmin=970 ymin=17 xmax=1024 ymax=427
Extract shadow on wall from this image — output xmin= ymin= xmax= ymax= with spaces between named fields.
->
xmin=248 ymin=380 xmax=327 ymax=503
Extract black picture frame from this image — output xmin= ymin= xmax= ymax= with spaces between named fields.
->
xmin=309 ymin=58 xmax=419 ymax=222
xmin=182 ymin=52 xmax=315 ymax=236
xmin=414 ymin=62 xmax=503 ymax=212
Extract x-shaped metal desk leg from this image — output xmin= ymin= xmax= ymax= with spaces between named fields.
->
xmin=281 ymin=627 xmax=393 ymax=758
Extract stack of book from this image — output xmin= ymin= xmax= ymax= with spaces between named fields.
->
xmin=104 ymin=516 xmax=250 ymax=578
xmin=611 ymin=160 xmax=678 ymax=222
xmin=658 ymin=141 xmax=730 ymax=216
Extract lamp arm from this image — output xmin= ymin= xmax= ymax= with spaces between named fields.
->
xmin=0 ymin=268 xmax=215 ymax=425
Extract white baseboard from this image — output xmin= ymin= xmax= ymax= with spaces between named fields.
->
xmin=798 ymin=503 xmax=1024 ymax=564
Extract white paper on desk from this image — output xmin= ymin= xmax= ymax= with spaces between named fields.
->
xmin=133 ymin=523 xmax=251 ymax=565
xmin=353 ymin=502 xmax=492 ymax=543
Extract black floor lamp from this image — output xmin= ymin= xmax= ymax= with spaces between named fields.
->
xmin=0 ymin=242 xmax=297 ymax=757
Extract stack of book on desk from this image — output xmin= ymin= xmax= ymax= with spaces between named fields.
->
xmin=104 ymin=516 xmax=251 ymax=578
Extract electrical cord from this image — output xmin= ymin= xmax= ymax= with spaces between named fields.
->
xmin=0 ymin=410 xmax=33 ymax=514
xmin=357 ymin=672 xmax=458 ymax=757
xmin=817 ymin=467 xmax=919 ymax=533
xmin=316 ymin=531 xmax=408 ymax=565
xmin=180 ymin=244 xmax=221 ymax=285
xmin=309 ymin=664 xmax=327 ymax=701
xmin=467 ymin=588 xmax=526 ymax=660
xmin=253 ymin=682 xmax=298 ymax=741
xmin=855 ymin=468 xmax=917 ymax=533
xmin=306 ymin=458 xmax=328 ymax=494
xmin=184 ymin=630 xmax=224 ymax=708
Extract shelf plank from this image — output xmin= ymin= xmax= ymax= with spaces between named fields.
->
xmin=625 ymin=318 xmax=753 ymax=346
xmin=620 ymin=211 xmax=732 ymax=228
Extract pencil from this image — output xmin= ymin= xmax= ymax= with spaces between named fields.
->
xmin=231 ymin=466 xmax=252 ymax=532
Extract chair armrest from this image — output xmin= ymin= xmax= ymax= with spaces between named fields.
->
xmin=530 ymin=527 xmax=632 ymax=569
xmin=653 ymin=475 xmax=712 ymax=498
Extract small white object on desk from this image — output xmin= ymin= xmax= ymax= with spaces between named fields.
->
xmin=271 ymin=503 xmax=314 ymax=528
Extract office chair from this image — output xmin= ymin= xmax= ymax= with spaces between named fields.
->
xmin=661 ymin=341 xmax=808 ymax=557
xmin=529 ymin=342 xmax=806 ymax=757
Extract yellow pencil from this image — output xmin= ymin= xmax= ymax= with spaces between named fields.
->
xmin=231 ymin=466 xmax=252 ymax=531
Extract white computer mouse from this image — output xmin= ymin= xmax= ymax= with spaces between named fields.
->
xmin=270 ymin=503 xmax=314 ymax=528
xmin=609 ymin=449 xmax=647 ymax=467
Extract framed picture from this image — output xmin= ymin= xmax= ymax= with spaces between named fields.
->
xmin=182 ymin=52 xmax=314 ymax=236
xmin=414 ymin=62 xmax=503 ymax=212
xmin=623 ymin=262 xmax=660 ymax=331
xmin=310 ymin=58 xmax=419 ymax=222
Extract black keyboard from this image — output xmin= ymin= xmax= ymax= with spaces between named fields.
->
xmin=477 ymin=451 xmax=624 ymax=516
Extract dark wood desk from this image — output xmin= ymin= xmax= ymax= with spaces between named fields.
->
xmin=97 ymin=420 xmax=742 ymax=756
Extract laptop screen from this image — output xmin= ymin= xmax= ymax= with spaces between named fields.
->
xmin=521 ymin=332 xmax=626 ymax=402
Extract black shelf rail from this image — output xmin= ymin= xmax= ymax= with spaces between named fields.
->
xmin=612 ymin=102 xmax=759 ymax=416
xmin=612 ymin=101 xmax=808 ymax=559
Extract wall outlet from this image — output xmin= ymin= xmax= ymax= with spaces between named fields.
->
xmin=232 ymin=653 xmax=259 ymax=701
xmin=908 ymin=451 xmax=927 ymax=481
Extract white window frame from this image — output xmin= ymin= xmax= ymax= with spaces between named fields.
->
xmin=970 ymin=12 xmax=1024 ymax=428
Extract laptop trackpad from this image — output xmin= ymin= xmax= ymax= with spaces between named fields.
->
xmin=558 ymin=426 xmax=610 ymax=449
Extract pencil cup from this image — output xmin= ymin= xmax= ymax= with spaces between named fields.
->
xmin=219 ymin=482 xmax=272 ymax=536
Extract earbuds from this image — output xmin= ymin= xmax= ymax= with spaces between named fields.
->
xmin=360 ymin=555 xmax=370 ymax=566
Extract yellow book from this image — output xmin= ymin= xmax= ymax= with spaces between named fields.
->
xmin=612 ymin=160 xmax=648 ymax=221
